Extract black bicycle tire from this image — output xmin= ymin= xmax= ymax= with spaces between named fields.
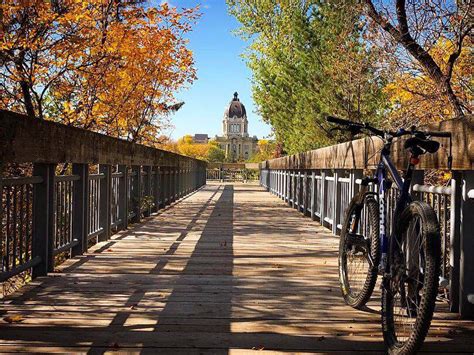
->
xmin=382 ymin=201 xmax=441 ymax=354
xmin=338 ymin=193 xmax=380 ymax=309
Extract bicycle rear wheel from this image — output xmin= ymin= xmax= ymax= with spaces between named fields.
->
xmin=339 ymin=194 xmax=380 ymax=309
xmin=382 ymin=201 xmax=441 ymax=354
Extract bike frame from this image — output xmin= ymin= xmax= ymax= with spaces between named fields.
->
xmin=375 ymin=142 xmax=416 ymax=272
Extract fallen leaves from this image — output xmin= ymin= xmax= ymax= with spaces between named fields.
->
xmin=3 ymin=315 xmax=24 ymax=324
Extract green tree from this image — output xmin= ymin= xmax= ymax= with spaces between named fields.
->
xmin=227 ymin=0 xmax=388 ymax=154
xmin=207 ymin=145 xmax=226 ymax=162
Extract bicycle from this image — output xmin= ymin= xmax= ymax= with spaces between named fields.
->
xmin=326 ymin=115 xmax=452 ymax=354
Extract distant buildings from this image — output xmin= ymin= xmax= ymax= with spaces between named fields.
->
xmin=192 ymin=134 xmax=209 ymax=144
xmin=193 ymin=92 xmax=258 ymax=162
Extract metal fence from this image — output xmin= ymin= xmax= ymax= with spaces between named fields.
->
xmin=0 ymin=110 xmax=207 ymax=284
xmin=260 ymin=168 xmax=474 ymax=318
xmin=206 ymin=168 xmax=259 ymax=182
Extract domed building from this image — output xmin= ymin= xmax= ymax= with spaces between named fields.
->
xmin=215 ymin=92 xmax=258 ymax=162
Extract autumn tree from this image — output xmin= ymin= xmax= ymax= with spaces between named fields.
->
xmin=1 ymin=0 xmax=198 ymax=145
xmin=247 ymin=139 xmax=278 ymax=163
xmin=363 ymin=0 xmax=472 ymax=120
xmin=228 ymin=0 xmax=388 ymax=154
xmin=168 ymin=136 xmax=225 ymax=162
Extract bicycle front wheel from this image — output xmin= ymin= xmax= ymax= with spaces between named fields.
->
xmin=339 ymin=193 xmax=380 ymax=309
xmin=382 ymin=201 xmax=441 ymax=354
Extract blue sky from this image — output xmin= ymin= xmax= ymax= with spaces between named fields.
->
xmin=156 ymin=0 xmax=272 ymax=140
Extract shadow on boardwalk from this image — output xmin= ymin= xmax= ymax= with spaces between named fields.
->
xmin=0 ymin=184 xmax=473 ymax=353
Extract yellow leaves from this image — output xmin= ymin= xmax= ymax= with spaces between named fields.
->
xmin=384 ymin=36 xmax=472 ymax=126
xmin=2 ymin=0 xmax=200 ymax=146
xmin=3 ymin=315 xmax=24 ymax=324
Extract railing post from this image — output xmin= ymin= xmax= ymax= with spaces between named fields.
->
xmin=303 ymin=171 xmax=309 ymax=215
xmin=98 ymin=164 xmax=112 ymax=241
xmin=118 ymin=165 xmax=128 ymax=230
xmin=153 ymin=166 xmax=160 ymax=212
xmin=459 ymin=170 xmax=474 ymax=318
xmin=333 ymin=170 xmax=341 ymax=235
xmin=320 ymin=170 xmax=326 ymax=224
xmin=165 ymin=167 xmax=171 ymax=205
xmin=71 ymin=164 xmax=89 ymax=256
xmin=290 ymin=172 xmax=295 ymax=209
xmin=350 ymin=169 xmax=363 ymax=198
xmin=310 ymin=171 xmax=316 ymax=221
xmin=173 ymin=167 xmax=178 ymax=202
xmin=169 ymin=167 xmax=174 ymax=203
xmin=131 ymin=166 xmax=141 ymax=223
xmin=32 ymin=163 xmax=56 ymax=277
xmin=450 ymin=171 xmax=462 ymax=313
xmin=160 ymin=168 xmax=165 ymax=207
xmin=143 ymin=166 xmax=152 ymax=217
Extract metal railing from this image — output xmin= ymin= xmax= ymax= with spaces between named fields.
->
xmin=0 ymin=110 xmax=207 ymax=284
xmin=259 ymin=115 xmax=474 ymax=319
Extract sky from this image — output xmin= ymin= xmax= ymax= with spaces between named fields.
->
xmin=155 ymin=0 xmax=272 ymax=140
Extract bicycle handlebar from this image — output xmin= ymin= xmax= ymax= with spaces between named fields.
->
xmin=326 ymin=115 xmax=451 ymax=139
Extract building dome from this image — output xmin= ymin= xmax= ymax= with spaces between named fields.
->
xmin=225 ymin=92 xmax=246 ymax=118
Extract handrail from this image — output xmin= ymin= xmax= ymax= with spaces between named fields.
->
xmin=259 ymin=116 xmax=474 ymax=319
xmin=1 ymin=110 xmax=207 ymax=288
xmin=0 ymin=109 xmax=205 ymax=168
xmin=259 ymin=115 xmax=473 ymax=170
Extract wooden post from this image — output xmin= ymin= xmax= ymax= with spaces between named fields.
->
xmin=459 ymin=171 xmax=474 ymax=318
xmin=130 ymin=166 xmax=141 ymax=223
xmin=32 ymin=163 xmax=56 ymax=277
xmin=71 ymin=164 xmax=89 ymax=256
xmin=98 ymin=164 xmax=112 ymax=241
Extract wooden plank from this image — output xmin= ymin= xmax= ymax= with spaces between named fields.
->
xmin=0 ymin=182 xmax=472 ymax=353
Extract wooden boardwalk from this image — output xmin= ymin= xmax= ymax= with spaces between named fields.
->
xmin=1 ymin=183 xmax=473 ymax=353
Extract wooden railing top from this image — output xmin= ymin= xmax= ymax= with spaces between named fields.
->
xmin=260 ymin=116 xmax=474 ymax=170
xmin=207 ymin=162 xmax=260 ymax=170
xmin=0 ymin=110 xmax=206 ymax=168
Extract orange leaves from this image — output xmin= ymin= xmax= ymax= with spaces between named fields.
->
xmin=1 ymin=0 xmax=200 ymax=146
xmin=384 ymin=37 xmax=472 ymax=126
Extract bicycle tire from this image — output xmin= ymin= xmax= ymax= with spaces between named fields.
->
xmin=339 ymin=193 xmax=380 ymax=309
xmin=382 ymin=201 xmax=441 ymax=354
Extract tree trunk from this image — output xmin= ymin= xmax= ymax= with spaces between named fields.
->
xmin=19 ymin=79 xmax=36 ymax=118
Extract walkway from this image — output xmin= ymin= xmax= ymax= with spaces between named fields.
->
xmin=0 ymin=183 xmax=473 ymax=353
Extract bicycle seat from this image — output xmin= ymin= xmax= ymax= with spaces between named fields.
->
xmin=404 ymin=137 xmax=440 ymax=154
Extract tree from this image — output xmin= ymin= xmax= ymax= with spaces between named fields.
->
xmin=228 ymin=0 xmax=388 ymax=154
xmin=384 ymin=37 xmax=473 ymax=126
xmin=247 ymin=139 xmax=277 ymax=162
xmin=363 ymin=0 xmax=472 ymax=118
xmin=207 ymin=145 xmax=226 ymax=162
xmin=1 ymin=1 xmax=199 ymax=145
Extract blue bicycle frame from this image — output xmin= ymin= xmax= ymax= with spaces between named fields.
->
xmin=375 ymin=145 xmax=416 ymax=272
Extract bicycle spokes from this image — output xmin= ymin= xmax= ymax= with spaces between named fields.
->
xmin=391 ymin=215 xmax=426 ymax=343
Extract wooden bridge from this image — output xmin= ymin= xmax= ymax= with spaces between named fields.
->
xmin=1 ymin=110 xmax=474 ymax=353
